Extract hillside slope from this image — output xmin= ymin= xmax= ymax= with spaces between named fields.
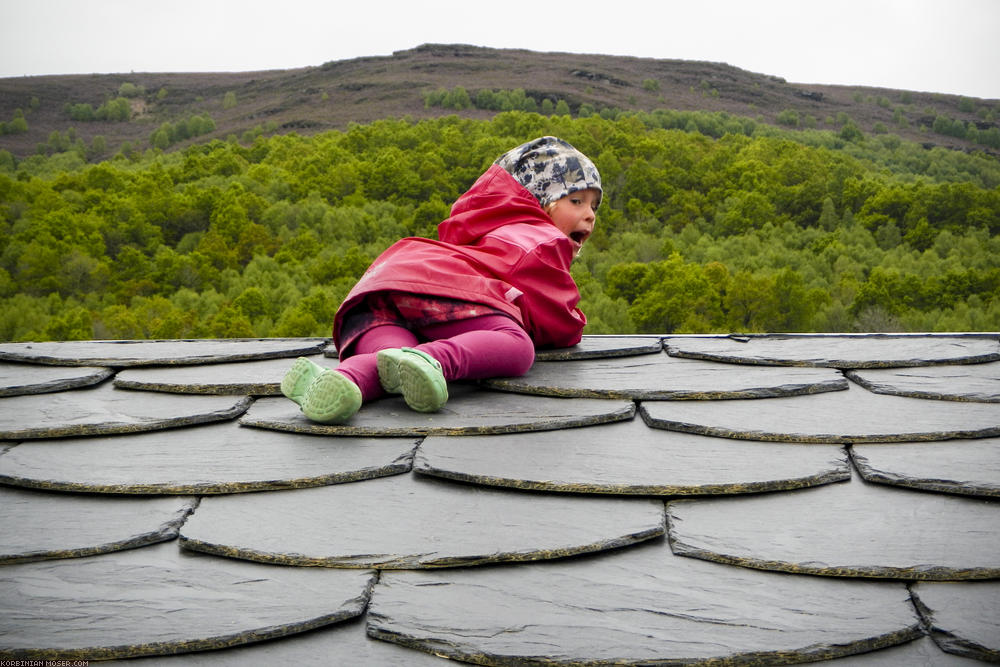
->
xmin=1 ymin=43 xmax=997 ymax=160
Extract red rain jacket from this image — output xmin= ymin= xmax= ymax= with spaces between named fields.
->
xmin=333 ymin=164 xmax=585 ymax=354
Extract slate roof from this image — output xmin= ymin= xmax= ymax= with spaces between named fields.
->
xmin=0 ymin=333 xmax=998 ymax=665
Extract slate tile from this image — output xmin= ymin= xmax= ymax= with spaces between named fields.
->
xmin=0 ymin=361 xmax=113 ymax=397
xmin=821 ymin=636 xmax=987 ymax=665
xmin=846 ymin=362 xmax=1000 ymax=402
xmin=113 ymin=353 xmax=330 ymax=395
xmin=0 ymin=384 xmax=252 ymax=440
xmin=484 ymin=353 xmax=849 ymax=399
xmin=534 ymin=335 xmax=664 ymax=360
xmin=910 ymin=580 xmax=1000 ymax=662
xmin=666 ymin=473 xmax=1000 ymax=580
xmin=367 ymin=539 xmax=922 ymax=665
xmin=0 ymin=338 xmax=330 ymax=367
xmin=0 ymin=541 xmax=375 ymax=661
xmin=852 ymin=439 xmax=1000 ymax=497
xmin=101 ymin=616 xmax=449 ymax=666
xmin=0 ymin=486 xmax=195 ymax=563
xmin=241 ymin=384 xmax=635 ymax=436
xmin=180 ymin=474 xmax=665 ymax=568
xmin=0 ymin=421 xmax=416 ymax=494
xmin=415 ymin=418 xmax=850 ymax=495
xmin=664 ymin=333 xmax=1000 ymax=368
xmin=641 ymin=384 xmax=1000 ymax=443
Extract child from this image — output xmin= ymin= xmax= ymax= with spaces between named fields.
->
xmin=281 ymin=136 xmax=602 ymax=423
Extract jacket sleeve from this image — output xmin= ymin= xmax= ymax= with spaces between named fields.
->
xmin=507 ymin=236 xmax=586 ymax=348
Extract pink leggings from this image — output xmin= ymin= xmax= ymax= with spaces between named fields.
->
xmin=335 ymin=315 xmax=535 ymax=401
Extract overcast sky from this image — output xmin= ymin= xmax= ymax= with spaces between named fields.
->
xmin=3 ymin=0 xmax=998 ymax=99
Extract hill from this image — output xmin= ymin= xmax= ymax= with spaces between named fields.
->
xmin=1 ymin=43 xmax=998 ymax=160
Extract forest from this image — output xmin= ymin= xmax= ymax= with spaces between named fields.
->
xmin=1 ymin=109 xmax=999 ymax=342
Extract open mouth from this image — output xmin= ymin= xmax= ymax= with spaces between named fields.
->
xmin=570 ymin=231 xmax=588 ymax=244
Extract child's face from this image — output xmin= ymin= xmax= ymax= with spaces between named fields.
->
xmin=547 ymin=189 xmax=600 ymax=253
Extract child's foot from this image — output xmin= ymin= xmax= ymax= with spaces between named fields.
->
xmin=281 ymin=357 xmax=326 ymax=405
xmin=376 ymin=348 xmax=448 ymax=413
xmin=301 ymin=370 xmax=362 ymax=424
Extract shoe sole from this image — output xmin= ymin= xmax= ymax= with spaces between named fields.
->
xmin=281 ymin=357 xmax=325 ymax=405
xmin=397 ymin=351 xmax=448 ymax=413
xmin=301 ymin=370 xmax=362 ymax=424
xmin=376 ymin=349 xmax=405 ymax=394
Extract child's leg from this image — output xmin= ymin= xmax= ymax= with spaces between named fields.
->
xmin=415 ymin=315 xmax=535 ymax=381
xmin=336 ymin=324 xmax=419 ymax=401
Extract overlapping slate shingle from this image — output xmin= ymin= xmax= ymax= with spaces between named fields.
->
xmin=0 ymin=384 xmax=252 ymax=439
xmin=642 ymin=384 xmax=1000 ymax=442
xmin=242 ymin=384 xmax=635 ymax=436
xmin=666 ymin=471 xmax=1000 ymax=579
xmin=0 ymin=338 xmax=330 ymax=366
xmin=113 ymin=354 xmax=331 ymax=395
xmin=852 ymin=439 xmax=1000 ymax=497
xmin=0 ymin=421 xmax=416 ymax=494
xmin=484 ymin=353 xmax=848 ymax=399
xmin=0 ymin=487 xmax=195 ymax=563
xmin=416 ymin=418 xmax=850 ymax=495
xmin=910 ymin=580 xmax=1000 ymax=662
xmin=1 ymin=333 xmax=996 ymax=666
xmin=180 ymin=473 xmax=665 ymax=568
xmin=664 ymin=334 xmax=1000 ymax=367
xmin=0 ymin=542 xmax=375 ymax=660
xmin=846 ymin=362 xmax=1000 ymax=402
xmin=0 ymin=362 xmax=113 ymax=397
xmin=367 ymin=539 xmax=922 ymax=665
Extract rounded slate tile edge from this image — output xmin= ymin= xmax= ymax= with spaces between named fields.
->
xmin=1 ymin=395 xmax=255 ymax=441
xmin=850 ymin=449 xmax=1000 ymax=498
xmin=533 ymin=336 xmax=665 ymax=361
xmin=0 ymin=367 xmax=115 ymax=397
xmin=664 ymin=508 xmax=1000 ymax=581
xmin=239 ymin=402 xmax=637 ymax=437
xmin=412 ymin=458 xmax=853 ymax=496
xmin=0 ymin=457 xmax=415 ymax=495
xmin=0 ymin=338 xmax=331 ymax=367
xmin=663 ymin=333 xmax=1000 ymax=369
xmin=0 ymin=498 xmax=198 ymax=565
xmin=177 ymin=517 xmax=667 ymax=570
xmin=845 ymin=369 xmax=1000 ymax=403
xmin=113 ymin=377 xmax=282 ymax=396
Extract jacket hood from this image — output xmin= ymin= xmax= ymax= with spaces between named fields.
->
xmin=438 ymin=165 xmax=552 ymax=245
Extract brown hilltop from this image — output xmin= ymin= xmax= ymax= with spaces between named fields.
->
xmin=1 ymin=43 xmax=996 ymax=158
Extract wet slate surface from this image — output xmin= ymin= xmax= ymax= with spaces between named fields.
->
xmin=416 ymin=418 xmax=850 ymax=495
xmin=0 ymin=383 xmax=252 ymax=440
xmin=846 ymin=362 xmax=1000 ymax=402
xmin=0 ymin=541 xmax=375 ymax=660
xmin=0 ymin=487 xmax=195 ymax=563
xmin=484 ymin=352 xmax=849 ymax=399
xmin=852 ymin=439 xmax=1000 ymax=497
xmin=242 ymin=384 xmax=636 ymax=436
xmin=1 ymin=334 xmax=998 ymax=666
xmin=642 ymin=384 xmax=1000 ymax=442
xmin=911 ymin=580 xmax=1000 ymax=662
xmin=113 ymin=353 xmax=332 ymax=395
xmin=664 ymin=333 xmax=1000 ymax=367
xmin=180 ymin=474 xmax=665 ymax=568
xmin=367 ymin=539 xmax=922 ymax=665
xmin=667 ymin=471 xmax=1000 ymax=579
xmin=0 ymin=362 xmax=113 ymax=397
xmin=0 ymin=421 xmax=417 ymax=494
xmin=0 ymin=338 xmax=330 ymax=367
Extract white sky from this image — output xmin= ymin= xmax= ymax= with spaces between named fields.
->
xmin=2 ymin=0 xmax=998 ymax=99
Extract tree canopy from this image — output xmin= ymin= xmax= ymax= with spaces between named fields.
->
xmin=1 ymin=111 xmax=998 ymax=341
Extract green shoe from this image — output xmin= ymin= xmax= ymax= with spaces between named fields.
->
xmin=377 ymin=347 xmax=448 ymax=413
xmin=281 ymin=357 xmax=327 ymax=405
xmin=301 ymin=370 xmax=362 ymax=424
